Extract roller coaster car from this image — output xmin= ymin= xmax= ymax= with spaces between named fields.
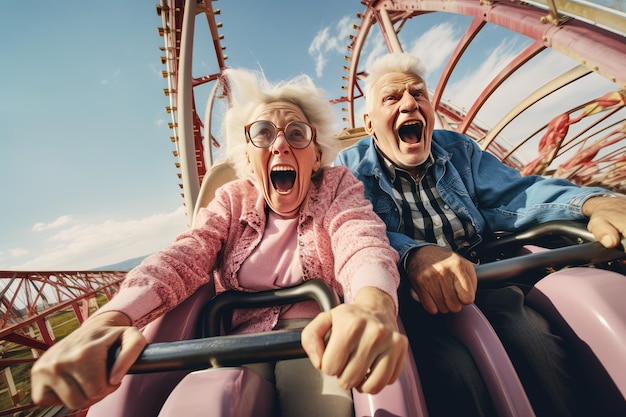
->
xmin=84 ymin=220 xmax=626 ymax=417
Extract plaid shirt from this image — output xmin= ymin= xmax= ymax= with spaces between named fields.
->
xmin=379 ymin=151 xmax=475 ymax=254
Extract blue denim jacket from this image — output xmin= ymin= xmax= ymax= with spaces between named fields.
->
xmin=335 ymin=131 xmax=610 ymax=266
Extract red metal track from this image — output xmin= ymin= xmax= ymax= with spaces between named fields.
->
xmin=3 ymin=1 xmax=625 ymax=415
xmin=0 ymin=271 xmax=124 ymax=416
xmin=155 ymin=0 xmax=626 ymax=211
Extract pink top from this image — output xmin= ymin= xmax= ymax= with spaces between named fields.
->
xmin=95 ymin=166 xmax=400 ymax=334
xmin=238 ymin=211 xmax=308 ymax=320
xmin=238 ymin=211 xmax=302 ymax=290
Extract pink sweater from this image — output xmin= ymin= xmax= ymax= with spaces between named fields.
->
xmin=96 ymin=166 xmax=400 ymax=333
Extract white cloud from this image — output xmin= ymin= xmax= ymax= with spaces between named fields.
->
xmin=406 ymin=22 xmax=460 ymax=78
xmin=309 ymin=16 xmax=355 ymax=77
xmin=100 ymin=68 xmax=121 ymax=85
xmin=12 ymin=207 xmax=188 ymax=271
xmin=444 ymin=37 xmax=523 ymax=112
xmin=33 ymin=215 xmax=73 ymax=232
xmin=8 ymin=248 xmax=28 ymax=257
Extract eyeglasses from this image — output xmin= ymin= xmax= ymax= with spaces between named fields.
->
xmin=244 ymin=120 xmax=316 ymax=149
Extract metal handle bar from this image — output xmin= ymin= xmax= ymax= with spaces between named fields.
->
xmin=477 ymin=238 xmax=626 ymax=282
xmin=123 ymin=279 xmax=339 ymax=373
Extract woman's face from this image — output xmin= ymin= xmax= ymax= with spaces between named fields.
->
xmin=246 ymin=101 xmax=321 ymax=217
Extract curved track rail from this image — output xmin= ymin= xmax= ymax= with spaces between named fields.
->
xmin=156 ymin=0 xmax=626 ymax=222
xmin=3 ymin=2 xmax=624 ymax=415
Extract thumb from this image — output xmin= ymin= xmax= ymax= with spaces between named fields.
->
xmin=109 ymin=327 xmax=146 ymax=385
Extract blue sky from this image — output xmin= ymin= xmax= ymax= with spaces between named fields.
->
xmin=0 ymin=1 xmax=365 ymax=270
xmin=2 ymin=1 xmax=620 ymax=271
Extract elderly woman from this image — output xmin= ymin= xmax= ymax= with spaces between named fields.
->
xmin=30 ymin=68 xmax=408 ymax=417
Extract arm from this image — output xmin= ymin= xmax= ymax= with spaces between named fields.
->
xmin=321 ymin=167 xmax=400 ymax=308
xmin=30 ymin=312 xmax=146 ymax=410
xmin=457 ymin=135 xmax=613 ymax=230
xmin=301 ymin=286 xmax=408 ymax=394
xmin=95 ymin=185 xmax=237 ymax=328
xmin=300 ymin=168 xmax=407 ymax=393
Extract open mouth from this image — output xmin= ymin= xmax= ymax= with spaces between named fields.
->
xmin=398 ymin=121 xmax=423 ymax=144
xmin=270 ymin=166 xmax=296 ymax=194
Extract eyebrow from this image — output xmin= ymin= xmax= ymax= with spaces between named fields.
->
xmin=381 ymin=82 xmax=425 ymax=92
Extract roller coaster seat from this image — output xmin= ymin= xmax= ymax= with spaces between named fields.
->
xmin=86 ymin=159 xmax=626 ymax=417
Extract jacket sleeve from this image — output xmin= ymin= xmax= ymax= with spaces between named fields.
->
xmin=460 ymin=136 xmax=612 ymax=231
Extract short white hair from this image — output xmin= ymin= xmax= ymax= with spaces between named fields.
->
xmin=364 ymin=53 xmax=427 ymax=112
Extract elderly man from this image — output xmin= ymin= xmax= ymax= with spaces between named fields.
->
xmin=336 ymin=52 xmax=626 ymax=417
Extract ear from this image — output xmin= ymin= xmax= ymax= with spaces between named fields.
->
xmin=313 ymin=149 xmax=322 ymax=172
xmin=363 ymin=112 xmax=374 ymax=135
xmin=246 ymin=152 xmax=254 ymax=173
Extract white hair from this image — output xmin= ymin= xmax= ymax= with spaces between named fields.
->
xmin=363 ymin=53 xmax=427 ymax=112
xmin=220 ymin=68 xmax=339 ymax=179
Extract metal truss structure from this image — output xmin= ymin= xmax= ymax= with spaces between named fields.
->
xmin=0 ymin=271 xmax=124 ymax=416
xmin=3 ymin=0 xmax=625 ymax=415
xmin=155 ymin=0 xmax=626 ymax=222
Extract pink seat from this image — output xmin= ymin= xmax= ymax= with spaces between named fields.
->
xmin=158 ymin=367 xmax=276 ymax=417
xmin=528 ymin=267 xmax=626 ymax=415
xmin=446 ymin=304 xmax=536 ymax=417
xmin=87 ymin=283 xmax=216 ymax=417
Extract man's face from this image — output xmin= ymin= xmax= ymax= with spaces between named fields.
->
xmin=364 ymin=71 xmax=435 ymax=174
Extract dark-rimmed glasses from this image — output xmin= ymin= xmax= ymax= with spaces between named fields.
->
xmin=244 ymin=120 xmax=316 ymax=149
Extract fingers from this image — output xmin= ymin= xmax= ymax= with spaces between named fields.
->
xmin=301 ymin=311 xmax=333 ymax=369
xmin=31 ymin=313 xmax=144 ymax=410
xmin=109 ymin=326 xmax=147 ymax=384
xmin=407 ymin=246 xmax=477 ymax=314
xmin=309 ymin=305 xmax=408 ymax=394
xmin=587 ymin=216 xmax=622 ymax=248
xmin=453 ymin=263 xmax=477 ymax=305
xmin=355 ymin=331 xmax=408 ymax=394
xmin=415 ymin=268 xmax=473 ymax=314
xmin=583 ymin=196 xmax=626 ymax=248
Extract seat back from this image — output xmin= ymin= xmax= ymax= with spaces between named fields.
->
xmin=192 ymin=161 xmax=238 ymax=222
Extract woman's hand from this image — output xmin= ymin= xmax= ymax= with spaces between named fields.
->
xmin=30 ymin=311 xmax=146 ymax=410
xmin=301 ymin=287 xmax=408 ymax=394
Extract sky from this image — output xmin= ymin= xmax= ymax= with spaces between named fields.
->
xmin=1 ymin=1 xmax=622 ymax=271
xmin=0 ymin=1 xmax=367 ymax=270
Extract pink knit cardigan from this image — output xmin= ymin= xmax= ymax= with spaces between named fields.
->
xmin=95 ymin=166 xmax=400 ymax=333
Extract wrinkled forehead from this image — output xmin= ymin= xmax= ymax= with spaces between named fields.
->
xmin=373 ymin=71 xmax=426 ymax=94
xmin=250 ymin=101 xmax=308 ymax=123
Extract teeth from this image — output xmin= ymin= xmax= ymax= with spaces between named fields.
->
xmin=270 ymin=166 xmax=297 ymax=193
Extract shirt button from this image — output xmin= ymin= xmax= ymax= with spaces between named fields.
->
xmin=444 ymin=204 xmax=450 ymax=210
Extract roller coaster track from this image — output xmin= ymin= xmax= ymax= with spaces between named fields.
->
xmin=0 ymin=271 xmax=123 ymax=416
xmin=2 ymin=1 xmax=624 ymax=415
xmin=156 ymin=0 xmax=626 ymax=222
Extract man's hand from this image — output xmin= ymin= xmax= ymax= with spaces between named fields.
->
xmin=301 ymin=287 xmax=407 ymax=394
xmin=30 ymin=311 xmax=146 ymax=410
xmin=405 ymin=245 xmax=477 ymax=314
xmin=582 ymin=195 xmax=626 ymax=248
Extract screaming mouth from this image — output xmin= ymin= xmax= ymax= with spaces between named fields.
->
xmin=270 ymin=166 xmax=296 ymax=194
xmin=398 ymin=121 xmax=423 ymax=144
